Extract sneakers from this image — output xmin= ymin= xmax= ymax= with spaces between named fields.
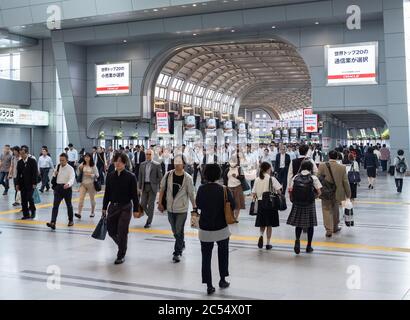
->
xmin=294 ymin=240 xmax=300 ymax=254
xmin=257 ymin=236 xmax=263 ymax=249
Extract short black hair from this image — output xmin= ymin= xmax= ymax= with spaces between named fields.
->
xmin=59 ymin=153 xmax=68 ymax=159
xmin=68 ymin=143 xmax=73 ymax=148
xmin=20 ymin=145 xmax=29 ymax=153
xmin=12 ymin=146 xmax=20 ymax=152
xmin=398 ymin=149 xmax=404 ymax=156
xmin=113 ymin=152 xmax=128 ymax=164
xmin=203 ymin=164 xmax=221 ymax=182
xmin=328 ymin=150 xmax=338 ymax=160
xmin=300 ymin=160 xmax=313 ymax=173
xmin=299 ymin=144 xmax=309 ymax=156
xmin=4 ymin=144 xmax=10 ymax=148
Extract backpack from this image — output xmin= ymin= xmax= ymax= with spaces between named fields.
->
xmin=291 ymin=174 xmax=316 ymax=206
xmin=396 ymin=157 xmax=407 ymax=174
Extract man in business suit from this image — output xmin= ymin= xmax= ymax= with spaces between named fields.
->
xmin=274 ymin=145 xmax=291 ymax=195
xmin=138 ymin=149 xmax=163 ymax=228
xmin=16 ymin=145 xmax=39 ymax=220
xmin=134 ymin=145 xmax=146 ymax=181
xmin=317 ymin=149 xmax=351 ymax=237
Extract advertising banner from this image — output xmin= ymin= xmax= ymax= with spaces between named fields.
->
xmin=96 ymin=62 xmax=130 ymax=95
xmin=156 ymin=112 xmax=169 ymax=135
xmin=325 ymin=42 xmax=378 ymax=86
xmin=0 ymin=107 xmax=49 ymax=126
xmin=303 ymin=108 xmax=318 ymax=133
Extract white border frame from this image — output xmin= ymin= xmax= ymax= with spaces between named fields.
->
xmin=324 ymin=41 xmax=378 ymax=86
xmin=95 ymin=61 xmax=132 ymax=97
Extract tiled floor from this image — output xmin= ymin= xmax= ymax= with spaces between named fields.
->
xmin=1 ymin=171 xmax=410 ymax=300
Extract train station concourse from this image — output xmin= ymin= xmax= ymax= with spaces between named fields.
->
xmin=1 ymin=0 xmax=410 ymax=307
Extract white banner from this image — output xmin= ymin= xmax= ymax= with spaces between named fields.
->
xmin=96 ymin=62 xmax=130 ymax=95
xmin=303 ymin=108 xmax=318 ymax=133
xmin=156 ymin=112 xmax=169 ymax=134
xmin=0 ymin=107 xmax=49 ymax=126
xmin=325 ymin=42 xmax=378 ymax=85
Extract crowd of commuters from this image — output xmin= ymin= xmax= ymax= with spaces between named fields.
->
xmin=0 ymin=140 xmax=407 ymax=295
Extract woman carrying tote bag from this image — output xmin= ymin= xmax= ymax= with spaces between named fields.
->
xmin=252 ymin=161 xmax=282 ymax=250
xmin=196 ymin=164 xmax=235 ymax=295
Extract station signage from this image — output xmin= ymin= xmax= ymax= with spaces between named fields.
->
xmin=325 ymin=42 xmax=378 ymax=86
xmin=156 ymin=112 xmax=169 ymax=134
xmin=253 ymin=119 xmax=303 ymax=129
xmin=303 ymin=108 xmax=318 ymax=133
xmin=96 ymin=62 xmax=130 ymax=95
xmin=0 ymin=106 xmax=49 ymax=126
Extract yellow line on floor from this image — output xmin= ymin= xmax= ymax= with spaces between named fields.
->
xmin=1 ymin=216 xmax=410 ymax=254
xmin=0 ymin=194 xmax=104 ymax=215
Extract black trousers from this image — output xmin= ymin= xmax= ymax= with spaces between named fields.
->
xmin=107 ymin=203 xmax=132 ymax=259
xmin=21 ymin=188 xmax=35 ymax=217
xmin=277 ymin=167 xmax=289 ymax=195
xmin=51 ymin=185 xmax=73 ymax=223
xmin=134 ymin=164 xmax=140 ymax=181
xmin=381 ymin=160 xmax=388 ymax=172
xmin=193 ymin=163 xmax=200 ymax=186
xmin=40 ymin=168 xmax=51 ymax=191
xmin=395 ymin=178 xmax=404 ymax=192
xmin=201 ymin=238 xmax=229 ymax=286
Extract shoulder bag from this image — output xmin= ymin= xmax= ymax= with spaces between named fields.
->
xmin=237 ymin=166 xmax=251 ymax=191
xmin=161 ymin=172 xmax=171 ymax=211
xmin=348 ymin=163 xmax=361 ymax=184
xmin=271 ymin=178 xmax=287 ymax=211
xmin=319 ymin=162 xmax=337 ymax=201
xmin=223 ymin=186 xmax=236 ymax=224
xmin=51 ymin=164 xmax=60 ymax=190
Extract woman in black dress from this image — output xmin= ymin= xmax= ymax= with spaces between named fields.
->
xmin=251 ymin=162 xmax=282 ymax=250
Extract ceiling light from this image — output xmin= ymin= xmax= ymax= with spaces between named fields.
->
xmin=315 ymin=21 xmax=319 ymax=25
xmin=193 ymin=3 xmax=197 ymax=6
xmin=21 ymin=26 xmax=26 ymax=29
xmin=272 ymin=26 xmax=276 ymax=29
xmin=182 ymin=5 xmax=187 ymax=8
xmin=231 ymin=29 xmax=235 ymax=32
xmin=123 ymin=40 xmax=127 ymax=43
xmin=193 ymin=33 xmax=197 ymax=36
xmin=153 ymin=8 xmax=158 ymax=12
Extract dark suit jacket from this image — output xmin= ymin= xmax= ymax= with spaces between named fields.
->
xmin=134 ymin=151 xmax=146 ymax=167
xmin=16 ymin=157 xmax=38 ymax=190
xmin=161 ymin=159 xmax=174 ymax=175
xmin=274 ymin=153 xmax=291 ymax=173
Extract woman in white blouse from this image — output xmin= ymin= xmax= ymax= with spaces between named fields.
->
xmin=252 ymin=162 xmax=282 ymax=250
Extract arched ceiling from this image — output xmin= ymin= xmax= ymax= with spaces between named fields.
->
xmin=156 ymin=40 xmax=311 ymax=118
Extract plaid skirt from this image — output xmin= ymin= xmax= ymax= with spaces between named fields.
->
xmin=286 ymin=203 xmax=317 ymax=228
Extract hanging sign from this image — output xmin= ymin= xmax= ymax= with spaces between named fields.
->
xmin=303 ymin=108 xmax=318 ymax=133
xmin=0 ymin=106 xmax=49 ymax=126
xmin=325 ymin=42 xmax=378 ymax=85
xmin=96 ymin=62 xmax=130 ymax=95
xmin=156 ymin=112 xmax=169 ymax=134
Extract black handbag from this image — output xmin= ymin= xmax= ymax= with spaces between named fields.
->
xmin=260 ymin=178 xmax=276 ymax=211
xmin=94 ymin=178 xmax=102 ymax=192
xmin=238 ymin=167 xmax=250 ymax=192
xmin=348 ymin=164 xmax=361 ymax=184
xmin=249 ymin=199 xmax=257 ymax=216
xmin=273 ymin=192 xmax=287 ymax=211
xmin=77 ymin=169 xmax=83 ymax=183
xmin=92 ymin=217 xmax=108 ymax=240
xmin=51 ymin=165 xmax=60 ymax=190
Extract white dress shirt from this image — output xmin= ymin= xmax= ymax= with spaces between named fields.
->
xmin=67 ymin=149 xmax=78 ymax=162
xmin=38 ymin=155 xmax=54 ymax=168
xmin=279 ymin=153 xmax=286 ymax=168
xmin=227 ymin=167 xmax=241 ymax=188
xmin=55 ymin=164 xmax=75 ymax=187
xmin=252 ymin=173 xmax=282 ymax=200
